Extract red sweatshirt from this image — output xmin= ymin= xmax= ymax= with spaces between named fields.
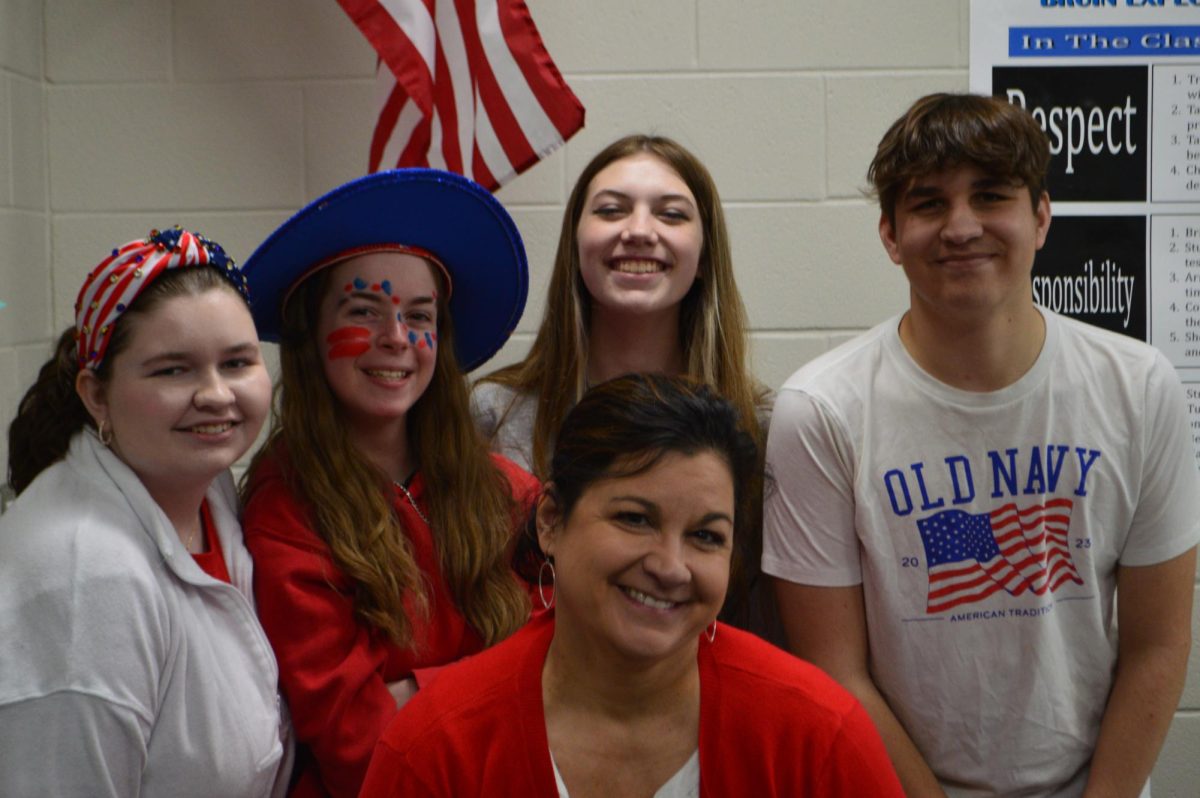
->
xmin=242 ymin=449 xmax=538 ymax=798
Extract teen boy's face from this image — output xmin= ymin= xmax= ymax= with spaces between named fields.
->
xmin=879 ymin=163 xmax=1050 ymax=324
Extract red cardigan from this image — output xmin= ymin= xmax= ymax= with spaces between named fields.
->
xmin=241 ymin=449 xmax=538 ymax=798
xmin=360 ymin=612 xmax=905 ymax=797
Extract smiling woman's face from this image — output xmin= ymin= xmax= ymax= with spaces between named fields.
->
xmin=537 ymin=449 xmax=733 ymax=665
xmin=314 ymin=251 xmax=440 ymax=436
xmin=77 ymin=286 xmax=270 ymax=507
xmin=575 ymin=153 xmax=703 ymax=321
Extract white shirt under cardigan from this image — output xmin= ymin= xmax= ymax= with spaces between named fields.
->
xmin=0 ymin=432 xmax=292 ymax=798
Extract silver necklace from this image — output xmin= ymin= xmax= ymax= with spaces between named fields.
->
xmin=393 ymin=480 xmax=429 ymax=526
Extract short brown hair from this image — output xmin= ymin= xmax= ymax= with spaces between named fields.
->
xmin=868 ymin=93 xmax=1051 ymax=223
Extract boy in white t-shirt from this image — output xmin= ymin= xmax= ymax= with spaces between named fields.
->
xmin=763 ymin=93 xmax=1199 ymax=797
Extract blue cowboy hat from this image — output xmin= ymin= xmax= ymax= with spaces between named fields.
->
xmin=242 ymin=169 xmax=528 ymax=372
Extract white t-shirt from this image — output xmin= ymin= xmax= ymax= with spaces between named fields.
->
xmin=471 ymin=380 xmax=538 ymax=472
xmin=763 ymin=309 xmax=1200 ymax=797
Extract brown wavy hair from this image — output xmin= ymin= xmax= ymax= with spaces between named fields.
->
xmin=8 ymin=267 xmax=241 ymax=495
xmin=868 ymin=92 xmax=1052 ymax=225
xmin=479 ymin=133 xmax=767 ymax=476
xmin=243 ymin=264 xmax=529 ymax=648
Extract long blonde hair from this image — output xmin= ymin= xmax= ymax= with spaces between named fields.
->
xmin=481 ymin=134 xmax=766 ymax=476
xmin=244 ymin=266 xmax=529 ymax=648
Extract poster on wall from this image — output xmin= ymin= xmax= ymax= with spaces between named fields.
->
xmin=970 ymin=0 xmax=1200 ymax=464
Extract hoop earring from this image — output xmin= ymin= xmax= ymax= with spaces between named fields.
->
xmin=97 ymin=420 xmax=113 ymax=447
xmin=704 ymin=621 xmax=717 ymax=643
xmin=537 ymin=559 xmax=556 ymax=610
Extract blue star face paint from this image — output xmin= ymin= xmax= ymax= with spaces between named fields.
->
xmin=318 ymin=253 xmax=440 ymax=429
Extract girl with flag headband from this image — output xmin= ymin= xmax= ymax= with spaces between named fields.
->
xmin=0 ymin=228 xmax=291 ymax=796
xmin=239 ymin=169 xmax=538 ymax=798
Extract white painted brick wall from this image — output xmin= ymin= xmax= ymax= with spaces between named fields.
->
xmin=173 ymin=0 xmax=370 ymax=82
xmin=2 ymin=0 xmax=1196 ymax=789
xmin=0 ymin=0 xmax=42 ymax=80
xmin=48 ymin=84 xmax=307 ymax=211
xmin=0 ymin=77 xmax=11 ymax=202
xmin=0 ymin=0 xmax=49 ymax=499
xmin=695 ymin=0 xmax=964 ymax=70
xmin=44 ymin=0 xmax=171 ymax=83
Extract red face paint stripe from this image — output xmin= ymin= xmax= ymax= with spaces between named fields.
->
xmin=326 ymin=325 xmax=372 ymax=360
xmin=326 ymin=326 xmax=371 ymax=344
xmin=328 ymin=341 xmax=371 ymax=360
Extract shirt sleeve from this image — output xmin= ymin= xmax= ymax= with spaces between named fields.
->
xmin=242 ymin=489 xmax=397 ymax=798
xmin=0 ymin=525 xmax=165 ymax=798
xmin=359 ymin=740 xmax=442 ymax=797
xmin=762 ymin=388 xmax=864 ymax=586
xmin=818 ymin=700 xmax=906 ymax=796
xmin=1120 ymin=351 xmax=1200 ymax=566
xmin=0 ymin=692 xmax=149 ymax=798
xmin=470 ymin=383 xmax=536 ymax=473
xmin=469 ymin=381 xmax=504 ymax=440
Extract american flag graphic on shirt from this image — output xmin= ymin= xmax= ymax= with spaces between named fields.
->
xmin=916 ymin=498 xmax=1083 ymax=614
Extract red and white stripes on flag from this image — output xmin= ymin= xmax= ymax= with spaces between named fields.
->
xmin=337 ymin=0 xmax=585 ymax=191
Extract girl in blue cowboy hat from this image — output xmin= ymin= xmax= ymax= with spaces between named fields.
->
xmin=0 ymin=229 xmax=291 ymax=797
xmin=239 ymin=170 xmax=538 ymax=798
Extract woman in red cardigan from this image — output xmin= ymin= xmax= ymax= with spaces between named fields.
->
xmin=239 ymin=170 xmax=538 ymax=798
xmin=361 ymin=375 xmax=903 ymax=797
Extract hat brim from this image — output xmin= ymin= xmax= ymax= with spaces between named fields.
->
xmin=243 ymin=169 xmax=528 ymax=373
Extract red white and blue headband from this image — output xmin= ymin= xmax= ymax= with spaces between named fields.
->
xmin=74 ymin=227 xmax=249 ymax=370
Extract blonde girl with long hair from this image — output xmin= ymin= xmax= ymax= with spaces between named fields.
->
xmin=473 ymin=134 xmax=774 ymax=637
xmin=240 ymin=171 xmax=537 ymax=798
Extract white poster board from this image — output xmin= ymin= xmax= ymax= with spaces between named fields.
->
xmin=971 ymin=0 xmax=1200 ymax=464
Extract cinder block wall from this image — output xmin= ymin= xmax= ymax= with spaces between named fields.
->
xmin=0 ymin=0 xmax=49 ymax=505
xmin=1 ymin=0 xmax=1196 ymax=791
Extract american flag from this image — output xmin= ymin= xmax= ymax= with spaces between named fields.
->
xmin=337 ymin=0 xmax=585 ymax=190
xmin=917 ymin=498 xmax=1083 ymax=614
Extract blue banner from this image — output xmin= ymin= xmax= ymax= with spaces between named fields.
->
xmin=1011 ymin=26 xmax=1200 ymax=56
